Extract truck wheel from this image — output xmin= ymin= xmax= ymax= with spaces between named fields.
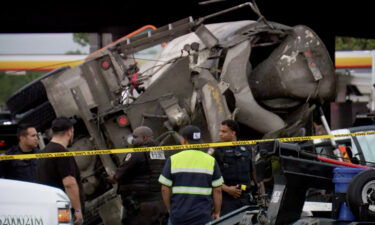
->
xmin=346 ymin=169 xmax=375 ymax=220
xmin=17 ymin=101 xmax=56 ymax=132
xmin=6 ymin=67 xmax=69 ymax=114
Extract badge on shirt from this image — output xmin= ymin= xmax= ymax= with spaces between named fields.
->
xmin=240 ymin=146 xmax=247 ymax=151
xmin=125 ymin=153 xmax=132 ymax=161
xmin=149 ymin=151 xmax=165 ymax=160
xmin=207 ymin=148 xmax=215 ymax=155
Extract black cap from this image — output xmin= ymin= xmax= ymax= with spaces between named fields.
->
xmin=51 ymin=116 xmax=76 ymax=132
xmin=180 ymin=125 xmax=202 ymax=144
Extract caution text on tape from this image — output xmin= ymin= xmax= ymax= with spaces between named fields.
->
xmin=1 ymin=131 xmax=375 ymax=161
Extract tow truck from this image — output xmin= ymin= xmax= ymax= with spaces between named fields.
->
xmin=209 ymin=124 xmax=375 ymax=225
xmin=209 ymin=139 xmax=375 ymax=225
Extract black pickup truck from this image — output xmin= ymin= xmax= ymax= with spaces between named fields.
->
xmin=0 ymin=111 xmax=17 ymax=152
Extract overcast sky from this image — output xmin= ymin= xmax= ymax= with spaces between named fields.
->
xmin=0 ymin=33 xmax=89 ymax=54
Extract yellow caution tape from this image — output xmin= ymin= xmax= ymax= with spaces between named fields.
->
xmin=1 ymin=131 xmax=375 ymax=161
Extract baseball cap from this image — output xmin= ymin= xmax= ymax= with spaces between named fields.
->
xmin=180 ymin=125 xmax=202 ymax=144
xmin=51 ymin=116 xmax=76 ymax=132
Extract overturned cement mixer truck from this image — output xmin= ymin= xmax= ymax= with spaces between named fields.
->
xmin=5 ymin=2 xmax=336 ymax=224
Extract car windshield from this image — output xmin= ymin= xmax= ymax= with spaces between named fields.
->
xmin=355 ymin=133 xmax=375 ymax=165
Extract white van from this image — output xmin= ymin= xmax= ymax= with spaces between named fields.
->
xmin=0 ymin=178 xmax=73 ymax=225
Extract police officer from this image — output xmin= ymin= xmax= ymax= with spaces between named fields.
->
xmin=108 ymin=126 xmax=167 ymax=225
xmin=0 ymin=123 xmax=39 ymax=182
xmin=212 ymin=119 xmax=256 ymax=215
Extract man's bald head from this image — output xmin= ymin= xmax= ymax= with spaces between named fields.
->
xmin=133 ymin=126 xmax=153 ymax=137
xmin=132 ymin=126 xmax=154 ymax=146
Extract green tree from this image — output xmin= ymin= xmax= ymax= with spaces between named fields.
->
xmin=73 ymin=33 xmax=89 ymax=47
xmin=0 ymin=71 xmax=44 ymax=106
xmin=336 ymin=37 xmax=375 ymax=50
xmin=65 ymin=49 xmax=84 ymax=55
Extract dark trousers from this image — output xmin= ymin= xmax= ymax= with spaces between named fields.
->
xmin=221 ymin=192 xmax=252 ymax=216
xmin=121 ymin=194 xmax=167 ymax=225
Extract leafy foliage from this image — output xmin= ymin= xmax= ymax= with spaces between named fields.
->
xmin=0 ymin=71 xmax=44 ymax=106
xmin=73 ymin=33 xmax=89 ymax=47
xmin=336 ymin=37 xmax=375 ymax=50
xmin=65 ymin=49 xmax=84 ymax=55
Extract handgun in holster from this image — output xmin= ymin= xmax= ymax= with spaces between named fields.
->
xmin=123 ymin=192 xmax=140 ymax=217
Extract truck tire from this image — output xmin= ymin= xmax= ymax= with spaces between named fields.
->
xmin=6 ymin=66 xmax=69 ymax=114
xmin=346 ymin=169 xmax=375 ymax=220
xmin=17 ymin=101 xmax=56 ymax=132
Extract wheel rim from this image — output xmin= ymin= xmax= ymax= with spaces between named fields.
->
xmin=362 ymin=180 xmax=375 ymax=212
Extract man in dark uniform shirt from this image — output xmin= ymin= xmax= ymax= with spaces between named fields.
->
xmin=107 ymin=126 xmax=167 ymax=225
xmin=0 ymin=124 xmax=39 ymax=182
xmin=213 ymin=119 xmax=256 ymax=215
xmin=36 ymin=117 xmax=84 ymax=225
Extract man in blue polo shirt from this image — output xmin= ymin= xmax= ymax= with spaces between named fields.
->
xmin=158 ymin=125 xmax=223 ymax=225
